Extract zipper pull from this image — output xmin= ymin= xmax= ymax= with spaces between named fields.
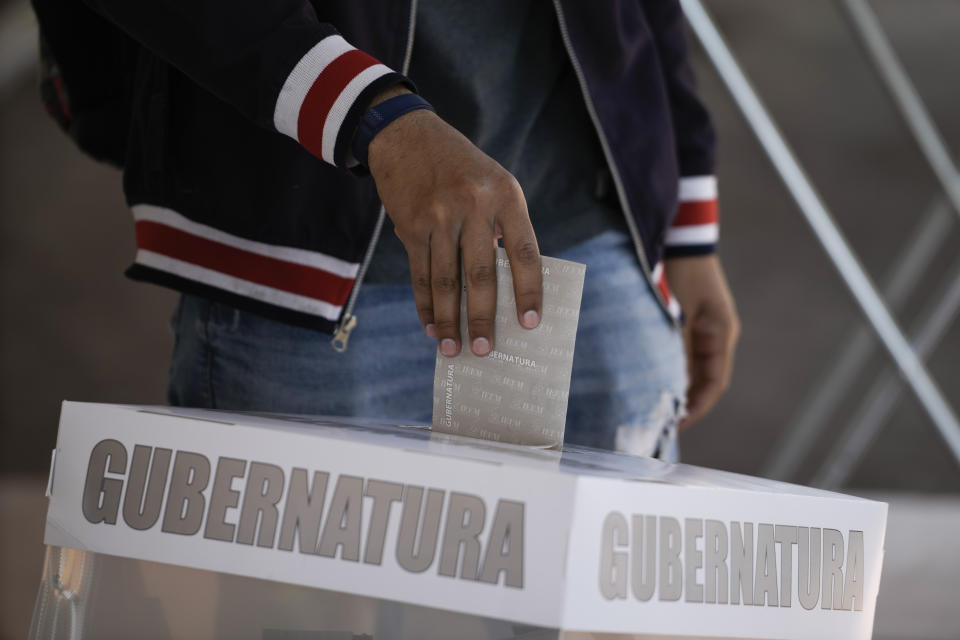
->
xmin=331 ymin=314 xmax=358 ymax=352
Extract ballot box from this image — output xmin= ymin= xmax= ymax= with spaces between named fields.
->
xmin=32 ymin=402 xmax=887 ymax=639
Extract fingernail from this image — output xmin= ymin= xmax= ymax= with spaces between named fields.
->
xmin=425 ymin=323 xmax=437 ymax=338
xmin=472 ymin=337 xmax=491 ymax=356
xmin=521 ymin=310 xmax=540 ymax=329
xmin=440 ymin=338 xmax=458 ymax=357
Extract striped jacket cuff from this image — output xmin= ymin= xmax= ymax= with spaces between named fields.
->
xmin=131 ymin=205 xmax=360 ymax=324
xmin=273 ymin=35 xmax=408 ymax=168
xmin=664 ymin=175 xmax=719 ymax=258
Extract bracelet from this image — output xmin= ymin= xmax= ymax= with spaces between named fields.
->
xmin=352 ymin=93 xmax=435 ymax=167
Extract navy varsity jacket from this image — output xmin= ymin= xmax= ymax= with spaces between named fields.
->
xmin=76 ymin=0 xmax=719 ymax=337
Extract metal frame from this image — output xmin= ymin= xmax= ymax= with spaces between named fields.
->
xmin=838 ymin=0 xmax=960 ymax=220
xmin=766 ymin=0 xmax=960 ymax=485
xmin=679 ymin=0 xmax=960 ymax=478
xmin=764 ymin=196 xmax=953 ymax=482
xmin=813 ymin=253 xmax=960 ymax=488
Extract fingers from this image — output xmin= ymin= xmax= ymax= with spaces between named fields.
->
xmin=461 ymin=218 xmax=497 ymax=356
xmin=406 ymin=239 xmax=436 ymax=338
xmin=681 ymin=353 xmax=725 ymax=430
xmin=397 ymin=164 xmax=536 ymax=356
xmin=495 ymin=188 xmax=542 ymax=329
xmin=430 ymin=227 xmax=463 ymax=357
xmin=679 ymin=314 xmax=737 ymax=430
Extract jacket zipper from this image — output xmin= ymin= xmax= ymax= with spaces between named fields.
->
xmin=550 ymin=0 xmax=679 ymax=328
xmin=332 ymin=0 xmax=420 ymax=352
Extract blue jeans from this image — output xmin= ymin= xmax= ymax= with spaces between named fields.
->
xmin=167 ymin=230 xmax=687 ymax=460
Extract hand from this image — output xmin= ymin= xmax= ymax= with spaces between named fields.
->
xmin=664 ymin=254 xmax=740 ymax=429
xmin=366 ymin=89 xmax=542 ymax=357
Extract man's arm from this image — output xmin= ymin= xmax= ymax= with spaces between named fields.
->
xmin=664 ymin=175 xmax=739 ymax=428
xmin=84 ymin=0 xmax=407 ymax=168
xmin=665 ymin=255 xmax=739 ymax=428
xmin=641 ymin=0 xmax=740 ymax=427
xmin=84 ymin=0 xmax=542 ymax=353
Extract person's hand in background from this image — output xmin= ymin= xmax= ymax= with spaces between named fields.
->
xmin=365 ymin=88 xmax=542 ymax=358
xmin=665 ymin=255 xmax=740 ymax=429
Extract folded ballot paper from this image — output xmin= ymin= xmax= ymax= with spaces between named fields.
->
xmin=432 ymin=249 xmax=586 ymax=447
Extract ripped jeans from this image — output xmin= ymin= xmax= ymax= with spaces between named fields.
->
xmin=167 ymin=230 xmax=687 ymax=461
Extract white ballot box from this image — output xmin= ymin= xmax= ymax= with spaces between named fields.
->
xmin=33 ymin=402 xmax=887 ymax=639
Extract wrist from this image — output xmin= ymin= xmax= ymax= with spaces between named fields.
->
xmin=664 ymin=254 xmax=732 ymax=314
xmin=356 ymin=93 xmax=435 ymax=168
xmin=366 ymin=84 xmax=412 ymax=110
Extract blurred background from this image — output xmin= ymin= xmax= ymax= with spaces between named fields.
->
xmin=1 ymin=1 xmax=958 ymax=638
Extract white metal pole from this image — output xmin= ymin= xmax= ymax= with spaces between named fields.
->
xmin=680 ymin=0 xmax=960 ymax=466
xmin=814 ymin=259 xmax=960 ymax=488
xmin=764 ymin=198 xmax=953 ymax=481
xmin=839 ymin=0 xmax=960 ymax=220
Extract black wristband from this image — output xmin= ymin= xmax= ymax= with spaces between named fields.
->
xmin=352 ymin=93 xmax=435 ymax=167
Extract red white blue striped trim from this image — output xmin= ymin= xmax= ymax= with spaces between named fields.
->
xmin=273 ymin=35 xmax=394 ymax=165
xmin=677 ymin=174 xmax=718 ymax=202
xmin=131 ymin=205 xmax=359 ymax=322
xmin=665 ymin=175 xmax=719 ymax=248
xmin=651 ymin=262 xmax=682 ymax=319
